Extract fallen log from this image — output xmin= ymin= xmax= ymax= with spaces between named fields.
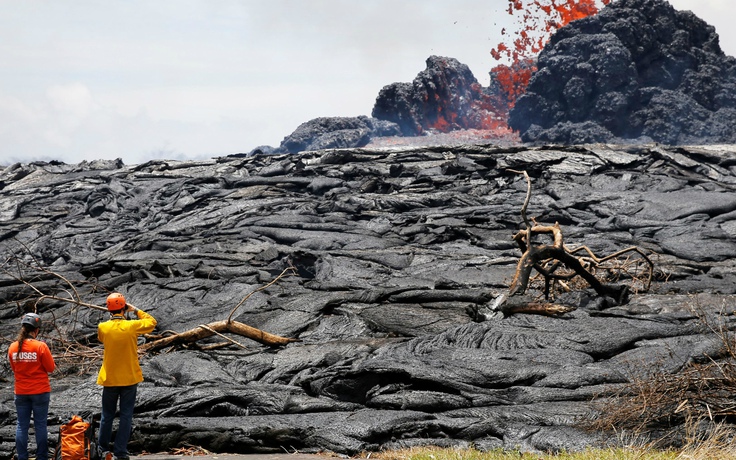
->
xmin=8 ymin=257 xmax=300 ymax=354
xmin=140 ymin=320 xmax=297 ymax=352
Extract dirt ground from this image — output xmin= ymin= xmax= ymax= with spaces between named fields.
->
xmin=132 ymin=453 xmax=336 ymax=460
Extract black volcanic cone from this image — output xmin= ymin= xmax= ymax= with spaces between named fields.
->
xmin=372 ymin=55 xmax=494 ymax=136
xmin=509 ymin=0 xmax=736 ymax=145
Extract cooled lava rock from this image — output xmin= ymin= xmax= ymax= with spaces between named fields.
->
xmin=509 ymin=0 xmax=736 ymax=145
xmin=372 ymin=55 xmax=497 ymax=136
xmin=276 ymin=116 xmax=401 ymax=154
xmin=2 ymin=143 xmax=736 ymax=456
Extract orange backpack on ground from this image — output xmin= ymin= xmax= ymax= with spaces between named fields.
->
xmin=54 ymin=415 xmax=98 ymax=460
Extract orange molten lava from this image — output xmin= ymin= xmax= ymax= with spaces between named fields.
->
xmin=484 ymin=0 xmax=612 ymax=133
xmin=493 ymin=0 xmax=612 ymax=65
xmin=421 ymin=0 xmax=610 ymax=139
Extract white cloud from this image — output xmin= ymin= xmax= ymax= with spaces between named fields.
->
xmin=0 ymin=1 xmax=734 ymax=166
xmin=46 ymin=83 xmax=97 ymax=119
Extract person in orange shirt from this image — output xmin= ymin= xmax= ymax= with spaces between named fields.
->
xmin=8 ymin=312 xmax=56 ymax=460
xmin=96 ymin=292 xmax=157 ymax=460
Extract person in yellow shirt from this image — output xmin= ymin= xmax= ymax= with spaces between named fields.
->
xmin=8 ymin=312 xmax=55 ymax=460
xmin=96 ymin=292 xmax=156 ymax=460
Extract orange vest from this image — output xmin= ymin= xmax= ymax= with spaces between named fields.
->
xmin=8 ymin=338 xmax=55 ymax=395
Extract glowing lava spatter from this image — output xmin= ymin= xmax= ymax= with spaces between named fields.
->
xmin=493 ymin=0 xmax=612 ymax=63
xmin=489 ymin=0 xmax=612 ymax=118
xmin=417 ymin=0 xmax=611 ymax=140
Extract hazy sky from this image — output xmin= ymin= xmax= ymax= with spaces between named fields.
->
xmin=1 ymin=0 xmax=734 ymax=165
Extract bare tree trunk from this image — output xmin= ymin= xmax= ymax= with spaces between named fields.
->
xmin=497 ymin=172 xmax=653 ymax=316
xmin=141 ymin=320 xmax=297 ymax=352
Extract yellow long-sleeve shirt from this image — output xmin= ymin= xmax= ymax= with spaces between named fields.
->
xmin=96 ymin=309 xmax=157 ymax=387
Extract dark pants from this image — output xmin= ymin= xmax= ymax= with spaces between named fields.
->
xmin=98 ymin=384 xmax=137 ymax=458
xmin=15 ymin=392 xmax=50 ymax=460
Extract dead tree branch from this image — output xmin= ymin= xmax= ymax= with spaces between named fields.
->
xmin=140 ymin=264 xmax=300 ymax=351
xmin=496 ymin=171 xmax=655 ymax=316
xmin=227 ymin=265 xmax=297 ymax=322
xmin=1 ymin=244 xmax=298 ymax=359
xmin=35 ymin=295 xmax=108 ymax=312
xmin=510 ymin=223 xmax=631 ymax=303
xmin=141 ymin=320 xmax=297 ymax=352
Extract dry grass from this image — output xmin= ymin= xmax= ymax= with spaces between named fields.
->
xmin=366 ymin=446 xmax=678 ymax=460
xmin=589 ymin=299 xmax=736 ymax=436
xmin=363 ymin=440 xmax=736 ymax=460
xmin=676 ymin=420 xmax=736 ymax=459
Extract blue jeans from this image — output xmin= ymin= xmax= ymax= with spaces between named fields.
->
xmin=98 ymin=384 xmax=138 ymax=458
xmin=15 ymin=392 xmax=50 ymax=460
